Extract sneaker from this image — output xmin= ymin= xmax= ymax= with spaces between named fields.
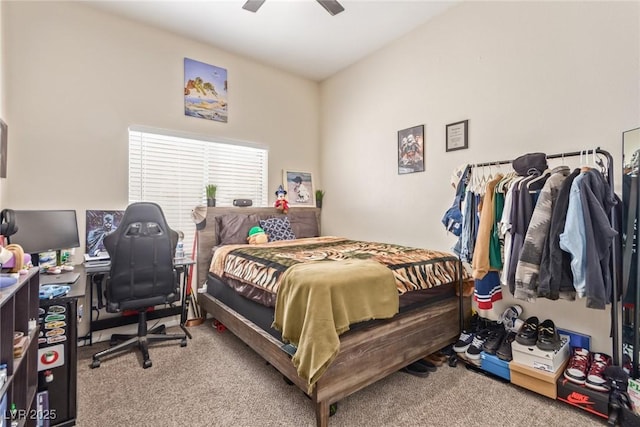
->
xmin=536 ymin=319 xmax=561 ymax=351
xmin=515 ymin=316 xmax=539 ymax=346
xmin=482 ymin=328 xmax=507 ymax=355
xmin=564 ymin=347 xmax=590 ymax=385
xmin=585 ymin=353 xmax=612 ymax=392
xmin=498 ymin=304 xmax=523 ymax=332
xmin=452 ymin=330 xmax=474 ymax=353
xmin=465 ymin=330 xmax=489 ymax=360
xmin=496 ymin=331 xmax=516 ymax=361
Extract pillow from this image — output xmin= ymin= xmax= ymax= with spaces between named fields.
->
xmin=259 ymin=217 xmax=296 ymax=242
xmin=216 ymin=214 xmax=260 ymax=245
xmin=288 ymin=210 xmax=319 ymax=238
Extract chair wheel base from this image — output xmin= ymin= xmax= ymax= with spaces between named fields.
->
xmin=91 ymin=359 xmax=101 ymax=369
xmin=143 ymin=359 xmax=152 ymax=369
xmin=180 ymin=338 xmax=187 ymax=347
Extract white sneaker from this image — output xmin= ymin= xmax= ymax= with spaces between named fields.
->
xmin=498 ymin=305 xmax=523 ymax=332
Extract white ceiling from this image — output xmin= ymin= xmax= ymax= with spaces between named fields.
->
xmin=86 ymin=0 xmax=459 ymax=81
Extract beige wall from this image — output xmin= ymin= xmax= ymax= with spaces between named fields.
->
xmin=320 ymin=1 xmax=640 ymax=354
xmin=2 ymin=1 xmax=320 ymax=262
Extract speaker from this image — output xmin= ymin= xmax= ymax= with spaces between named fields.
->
xmin=233 ymin=199 xmax=253 ymax=207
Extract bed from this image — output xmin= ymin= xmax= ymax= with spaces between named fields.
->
xmin=196 ymin=207 xmax=470 ymax=427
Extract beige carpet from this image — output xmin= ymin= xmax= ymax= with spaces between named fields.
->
xmin=77 ymin=323 xmax=604 ymax=427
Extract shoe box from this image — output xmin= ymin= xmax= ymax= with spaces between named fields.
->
xmin=511 ymin=335 xmax=570 ymax=373
xmin=510 ymin=359 xmax=568 ymax=399
xmin=556 ymin=377 xmax=609 ymax=419
xmin=556 ymin=328 xmax=591 ymax=351
xmin=480 ymin=352 xmax=510 ymax=381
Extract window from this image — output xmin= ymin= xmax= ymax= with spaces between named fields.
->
xmin=128 ymin=128 xmax=268 ymax=255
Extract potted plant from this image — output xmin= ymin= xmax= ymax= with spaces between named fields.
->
xmin=315 ymin=189 xmax=325 ymax=208
xmin=206 ymin=184 xmax=217 ymax=207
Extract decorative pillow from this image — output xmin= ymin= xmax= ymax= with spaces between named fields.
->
xmin=288 ymin=210 xmax=319 ymax=238
xmin=259 ymin=217 xmax=296 ymax=242
xmin=216 ymin=214 xmax=260 ymax=245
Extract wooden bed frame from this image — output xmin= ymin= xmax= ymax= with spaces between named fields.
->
xmin=196 ymin=207 xmax=467 ymax=427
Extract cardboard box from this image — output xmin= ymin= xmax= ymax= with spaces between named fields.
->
xmin=511 ymin=335 xmax=570 ymax=373
xmin=556 ymin=328 xmax=591 ymax=351
xmin=556 ymin=377 xmax=609 ymax=419
xmin=481 ymin=352 xmax=510 ymax=381
xmin=629 ymin=378 xmax=640 ymax=416
xmin=510 ymin=360 xmax=567 ymax=399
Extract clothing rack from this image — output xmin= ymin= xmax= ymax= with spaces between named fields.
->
xmin=463 ymin=148 xmax=620 ymax=366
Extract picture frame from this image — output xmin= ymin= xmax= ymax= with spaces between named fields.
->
xmin=85 ymin=210 xmax=125 ymax=256
xmin=184 ymin=57 xmax=228 ymax=123
xmin=0 ymin=118 xmax=7 ymax=178
xmin=283 ymin=170 xmax=315 ymax=207
xmin=398 ymin=124 xmax=425 ymax=175
xmin=446 ymin=120 xmax=469 ymax=152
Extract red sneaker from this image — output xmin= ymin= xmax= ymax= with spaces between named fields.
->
xmin=563 ymin=347 xmax=590 ymax=385
xmin=585 ymin=352 xmax=612 ymax=392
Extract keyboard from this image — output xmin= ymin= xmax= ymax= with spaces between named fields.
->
xmin=40 ymin=272 xmax=80 ymax=285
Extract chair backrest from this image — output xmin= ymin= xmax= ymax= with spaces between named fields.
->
xmin=104 ymin=202 xmax=179 ymax=312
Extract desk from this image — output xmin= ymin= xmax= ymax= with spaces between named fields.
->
xmin=38 ymin=270 xmax=86 ymax=427
xmin=83 ymin=258 xmax=195 ymax=345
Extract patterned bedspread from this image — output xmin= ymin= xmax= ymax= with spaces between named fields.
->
xmin=209 ymin=236 xmax=465 ymax=295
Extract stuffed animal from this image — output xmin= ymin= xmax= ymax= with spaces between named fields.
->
xmin=247 ymin=226 xmax=268 ymax=245
xmin=274 ymin=184 xmax=289 ymax=214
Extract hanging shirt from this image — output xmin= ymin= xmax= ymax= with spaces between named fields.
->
xmin=472 ymin=174 xmax=504 ymax=280
xmin=499 ymin=176 xmax=524 ymax=285
xmin=506 ymin=175 xmax=537 ymax=295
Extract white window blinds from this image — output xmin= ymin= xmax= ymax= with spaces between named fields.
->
xmin=128 ymin=128 xmax=268 ymax=255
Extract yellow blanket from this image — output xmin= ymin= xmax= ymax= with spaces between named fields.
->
xmin=272 ymin=259 xmax=399 ymax=393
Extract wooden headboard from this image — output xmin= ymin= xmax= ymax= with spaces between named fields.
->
xmin=195 ymin=207 xmax=321 ymax=287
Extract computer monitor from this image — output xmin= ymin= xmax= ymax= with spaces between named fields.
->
xmin=9 ymin=209 xmax=81 ymax=266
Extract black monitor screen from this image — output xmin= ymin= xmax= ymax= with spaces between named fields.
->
xmin=10 ymin=210 xmax=80 ymax=255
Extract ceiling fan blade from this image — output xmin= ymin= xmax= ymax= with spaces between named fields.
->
xmin=242 ymin=0 xmax=266 ymax=13
xmin=316 ymin=0 xmax=345 ymax=16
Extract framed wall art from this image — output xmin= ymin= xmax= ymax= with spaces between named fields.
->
xmin=283 ymin=170 xmax=315 ymax=207
xmin=446 ymin=120 xmax=468 ymax=152
xmin=398 ymin=124 xmax=425 ymax=175
xmin=184 ymin=57 xmax=228 ymax=123
xmin=86 ymin=210 xmax=124 ymax=256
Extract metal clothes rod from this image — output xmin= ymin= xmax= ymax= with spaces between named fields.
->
xmin=464 ymin=147 xmax=620 ymax=366
xmin=469 ymin=147 xmax=605 ymax=168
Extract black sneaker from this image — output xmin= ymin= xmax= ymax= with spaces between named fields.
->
xmin=452 ymin=330 xmax=474 ymax=353
xmin=465 ymin=329 xmax=489 ymax=361
xmin=482 ymin=328 xmax=507 ymax=355
xmin=496 ymin=331 xmax=517 ymax=361
xmin=536 ymin=319 xmax=561 ymax=351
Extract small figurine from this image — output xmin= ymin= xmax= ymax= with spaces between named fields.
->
xmin=247 ymin=226 xmax=268 ymax=244
xmin=274 ymin=184 xmax=289 ymax=214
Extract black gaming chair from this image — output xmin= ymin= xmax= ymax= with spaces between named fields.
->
xmin=91 ymin=202 xmax=187 ymax=369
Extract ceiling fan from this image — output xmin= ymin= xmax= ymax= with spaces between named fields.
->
xmin=242 ymin=0 xmax=345 ymax=16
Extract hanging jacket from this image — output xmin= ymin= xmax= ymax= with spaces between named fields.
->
xmin=538 ymin=168 xmax=580 ymax=300
xmin=559 ymin=172 xmax=588 ymax=298
xmin=514 ymin=166 xmax=571 ymax=301
xmin=579 ymin=168 xmax=618 ymax=309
